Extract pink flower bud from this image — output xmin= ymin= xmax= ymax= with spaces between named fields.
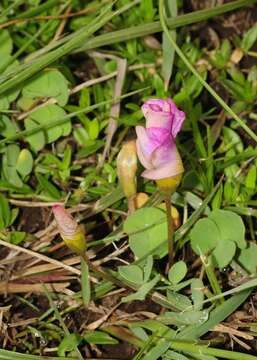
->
xmin=52 ymin=205 xmax=86 ymax=254
xmin=136 ymin=98 xmax=185 ymax=181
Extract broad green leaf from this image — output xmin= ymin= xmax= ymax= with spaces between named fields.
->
xmin=22 ymin=69 xmax=69 ymax=106
xmin=212 ymin=239 xmax=236 ymax=268
xmin=84 ymin=331 xmax=118 ymax=344
xmin=25 ymin=104 xmax=71 ymax=152
xmin=124 ymin=207 xmax=167 ymax=259
xmin=118 ymin=264 xmax=144 ymax=285
xmin=209 ymin=209 xmax=246 ymax=249
xmin=190 ymin=218 xmax=219 ymax=255
xmin=238 ymin=243 xmax=257 ymax=274
xmin=168 ymin=261 xmax=187 ymax=285
xmin=24 ymin=118 xmax=45 ymax=152
xmin=16 ymin=149 xmax=34 ymax=177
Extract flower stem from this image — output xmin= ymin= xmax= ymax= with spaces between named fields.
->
xmin=165 ymin=195 xmax=174 ymax=271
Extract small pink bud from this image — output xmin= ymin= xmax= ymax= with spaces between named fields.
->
xmin=52 ymin=205 xmax=86 ymax=254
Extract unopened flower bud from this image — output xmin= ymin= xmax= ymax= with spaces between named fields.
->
xmin=117 ymin=140 xmax=137 ymax=199
xmin=52 ymin=205 xmax=86 ymax=254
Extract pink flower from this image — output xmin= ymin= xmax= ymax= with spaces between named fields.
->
xmin=52 ymin=205 xmax=86 ymax=254
xmin=136 ymin=98 xmax=185 ymax=180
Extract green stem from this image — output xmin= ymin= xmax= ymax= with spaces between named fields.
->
xmin=165 ymin=196 xmax=174 ymax=270
xmin=169 ymin=340 xmax=257 ymax=360
xmin=80 ymin=255 xmax=91 ymax=306
xmin=203 ymin=255 xmax=223 ymax=302
xmin=159 ymin=0 xmax=257 ymax=143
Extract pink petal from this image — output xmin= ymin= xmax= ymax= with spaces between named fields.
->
xmin=141 ymin=142 xmax=184 ymax=180
xmin=141 ymin=98 xmax=185 ymax=138
xmin=135 ymin=126 xmax=153 ymax=169
xmin=52 ymin=205 xmax=78 ymax=238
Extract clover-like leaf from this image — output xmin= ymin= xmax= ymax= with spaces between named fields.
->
xmin=22 ymin=69 xmax=69 ymax=106
xmin=124 ymin=207 xmax=167 ymax=259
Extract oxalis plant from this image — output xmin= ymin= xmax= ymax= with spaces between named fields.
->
xmin=0 ymin=0 xmax=257 ymax=359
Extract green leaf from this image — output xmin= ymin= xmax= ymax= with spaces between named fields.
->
xmin=84 ymin=331 xmax=118 ymax=345
xmin=124 ymin=207 xmax=167 ymax=259
xmin=0 ymin=60 xmax=20 ymax=110
xmin=2 ymin=144 xmax=23 ymax=188
xmin=190 ymin=218 xmax=219 ymax=255
xmin=168 ymin=261 xmax=187 ymax=285
xmin=158 ymin=310 xmax=208 ymax=326
xmin=143 ymin=256 xmax=153 ymax=283
xmin=164 ymin=350 xmax=190 ymax=360
xmin=118 ymin=264 xmax=144 ymax=285
xmin=0 ymin=115 xmax=17 ymax=138
xmin=209 ymin=209 xmax=246 ymax=249
xmin=0 ymin=193 xmax=11 ymax=229
xmin=88 ymin=118 xmax=99 ymax=140
xmin=238 ymin=243 xmax=257 ymax=274
xmin=167 ymin=291 xmax=192 ymax=311
xmin=9 ymin=231 xmax=26 ymax=245
xmin=58 ymin=333 xmax=82 ymax=357
xmin=24 ymin=118 xmax=45 ymax=152
xmin=212 ymin=239 xmax=236 ymax=268
xmin=22 ymin=69 xmax=69 ymax=106
xmin=191 ymin=278 xmax=204 ymax=311
xmin=178 ymin=290 xmax=252 ymax=340
xmin=16 ymin=149 xmax=34 ymax=177
xmin=0 ymin=30 xmax=13 ymax=57
xmin=25 ymin=104 xmax=71 ymax=152
xmin=81 ymin=257 xmax=90 ymax=306
xmin=36 ymin=174 xmax=61 ymax=200
xmin=162 ymin=0 xmax=177 ymax=90
xmin=241 ymin=25 xmax=257 ymax=52
xmin=122 ymin=275 xmax=160 ymax=303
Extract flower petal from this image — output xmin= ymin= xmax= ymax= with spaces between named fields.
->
xmin=141 ymin=142 xmax=184 ymax=180
xmin=142 ymin=99 xmax=172 ymax=131
xmin=141 ymin=98 xmax=185 ymax=138
xmin=135 ymin=126 xmax=153 ymax=169
xmin=52 ymin=205 xmax=78 ymax=238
